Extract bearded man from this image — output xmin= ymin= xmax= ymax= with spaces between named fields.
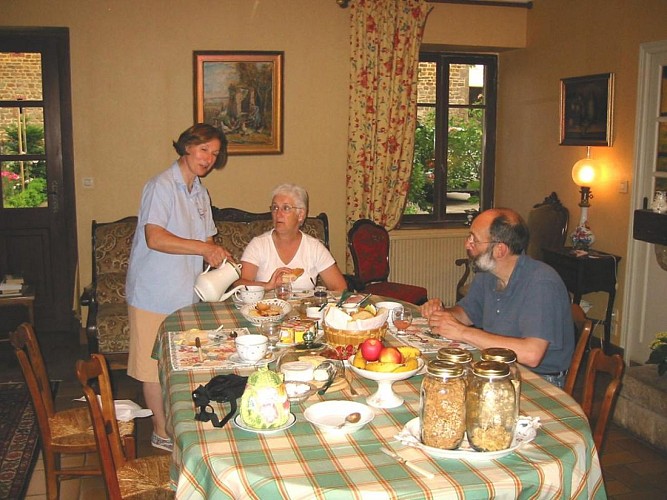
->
xmin=421 ymin=208 xmax=574 ymax=388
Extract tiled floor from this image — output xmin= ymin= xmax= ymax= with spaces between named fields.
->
xmin=3 ymin=330 xmax=667 ymax=499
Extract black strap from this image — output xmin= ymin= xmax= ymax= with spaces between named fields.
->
xmin=192 ymin=374 xmax=247 ymax=428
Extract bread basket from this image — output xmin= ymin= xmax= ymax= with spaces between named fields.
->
xmin=323 ymin=323 xmax=387 ymax=347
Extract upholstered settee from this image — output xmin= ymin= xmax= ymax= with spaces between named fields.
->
xmin=81 ymin=208 xmax=329 ymax=365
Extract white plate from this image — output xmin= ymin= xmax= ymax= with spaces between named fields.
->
xmin=228 ymin=352 xmax=276 ymax=366
xmin=397 ymin=417 xmax=539 ymax=461
xmin=233 ymin=413 xmax=296 ymax=434
xmin=291 ymin=289 xmax=314 ymax=299
xmin=304 ymin=400 xmax=375 ymax=434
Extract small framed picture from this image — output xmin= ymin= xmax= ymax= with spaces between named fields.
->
xmin=194 ymin=51 xmax=284 ymax=155
xmin=560 ymin=73 xmax=614 ymax=146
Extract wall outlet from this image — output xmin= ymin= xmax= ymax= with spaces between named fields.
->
xmin=82 ymin=177 xmax=94 ymax=188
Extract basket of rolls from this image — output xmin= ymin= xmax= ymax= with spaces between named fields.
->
xmin=322 ymin=303 xmax=388 ymax=347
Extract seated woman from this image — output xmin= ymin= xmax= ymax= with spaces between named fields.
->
xmin=236 ymin=183 xmax=347 ymax=292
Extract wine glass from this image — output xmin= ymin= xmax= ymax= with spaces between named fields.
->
xmin=275 ymin=281 xmax=292 ymax=300
xmin=391 ymin=307 xmax=413 ymax=335
xmin=260 ymin=321 xmax=281 ymax=349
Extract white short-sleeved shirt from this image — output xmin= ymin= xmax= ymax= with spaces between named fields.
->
xmin=241 ymin=230 xmax=335 ymax=290
xmin=126 ymin=162 xmax=217 ymax=314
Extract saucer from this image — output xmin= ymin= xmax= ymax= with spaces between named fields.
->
xmin=233 ymin=413 xmax=296 ymax=434
xmin=228 ymin=352 xmax=276 ymax=366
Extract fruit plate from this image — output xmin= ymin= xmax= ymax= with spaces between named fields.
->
xmin=304 ymin=400 xmax=374 ymax=434
xmin=348 ymin=355 xmax=425 ymax=409
xmin=240 ymin=299 xmax=291 ymax=325
xmin=395 ymin=416 xmax=541 ymax=461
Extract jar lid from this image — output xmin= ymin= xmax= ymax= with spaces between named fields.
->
xmin=426 ymin=359 xmax=465 ymax=378
xmin=480 ymin=347 xmax=517 ymax=364
xmin=472 ymin=360 xmax=510 ymax=378
xmin=437 ymin=347 xmax=473 ymax=364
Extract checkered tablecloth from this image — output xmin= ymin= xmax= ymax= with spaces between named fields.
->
xmin=156 ymin=301 xmax=606 ymax=499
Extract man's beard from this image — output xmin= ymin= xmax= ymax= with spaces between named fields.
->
xmin=469 ymin=245 xmax=496 ymax=273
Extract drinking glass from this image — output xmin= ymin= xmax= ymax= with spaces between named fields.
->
xmin=391 ymin=307 xmax=413 ymax=335
xmin=275 ymin=281 xmax=292 ymax=300
xmin=260 ymin=321 xmax=282 ymax=349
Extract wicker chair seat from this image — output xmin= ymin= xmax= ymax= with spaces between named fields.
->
xmin=49 ymin=406 xmax=135 ymax=449
xmin=116 ymin=455 xmax=173 ymax=499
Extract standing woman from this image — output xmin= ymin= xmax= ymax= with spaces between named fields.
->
xmin=126 ymin=123 xmax=232 ymax=451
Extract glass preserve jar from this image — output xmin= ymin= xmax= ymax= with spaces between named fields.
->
xmin=480 ymin=347 xmax=521 ymax=419
xmin=420 ymin=360 xmax=467 ymax=450
xmin=466 ymin=360 xmax=516 ymax=452
xmin=437 ymin=347 xmax=473 ymax=383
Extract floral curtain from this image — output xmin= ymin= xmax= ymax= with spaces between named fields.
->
xmin=345 ymin=0 xmax=432 ymax=253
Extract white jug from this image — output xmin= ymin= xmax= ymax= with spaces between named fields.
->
xmin=194 ymin=260 xmax=243 ymax=302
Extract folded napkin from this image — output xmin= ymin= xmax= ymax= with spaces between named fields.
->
xmin=74 ymin=397 xmax=153 ymax=422
xmin=324 ymin=306 xmax=388 ymax=330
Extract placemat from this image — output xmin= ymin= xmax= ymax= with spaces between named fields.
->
xmin=394 ymin=318 xmax=475 ymax=353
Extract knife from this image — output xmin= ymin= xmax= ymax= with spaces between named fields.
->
xmin=195 ymin=337 xmax=204 ymax=362
xmin=379 ymin=447 xmax=435 ymax=479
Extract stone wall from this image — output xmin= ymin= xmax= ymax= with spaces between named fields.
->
xmin=0 ymin=52 xmax=43 ymax=145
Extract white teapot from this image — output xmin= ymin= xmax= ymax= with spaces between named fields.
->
xmin=194 ymin=260 xmax=243 ymax=302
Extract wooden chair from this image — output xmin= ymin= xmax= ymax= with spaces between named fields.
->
xmin=455 ymin=192 xmax=569 ymax=301
xmin=347 ymin=219 xmax=428 ymax=305
xmin=9 ymin=323 xmax=136 ymax=500
xmin=76 ymin=354 xmax=174 ymax=499
xmin=580 ymin=348 xmax=625 ymax=451
xmin=563 ymin=303 xmax=594 ymax=396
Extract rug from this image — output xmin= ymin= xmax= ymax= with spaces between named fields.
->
xmin=0 ymin=381 xmax=58 ymax=500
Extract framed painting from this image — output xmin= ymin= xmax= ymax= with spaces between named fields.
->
xmin=560 ymin=73 xmax=614 ymax=146
xmin=194 ymin=51 xmax=284 ymax=155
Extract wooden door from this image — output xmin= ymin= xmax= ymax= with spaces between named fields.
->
xmin=0 ymin=28 xmax=78 ymax=332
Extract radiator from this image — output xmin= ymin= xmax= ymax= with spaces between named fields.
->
xmin=389 ymin=228 xmax=469 ymax=306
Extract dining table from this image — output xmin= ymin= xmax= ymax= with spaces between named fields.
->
xmin=155 ymin=297 xmax=607 ymax=499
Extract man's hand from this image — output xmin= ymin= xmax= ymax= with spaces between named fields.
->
xmin=420 ymin=298 xmax=444 ymax=318
xmin=428 ymin=310 xmax=468 ymax=340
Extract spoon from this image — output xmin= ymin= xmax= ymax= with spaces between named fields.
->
xmin=335 ymin=412 xmax=361 ymax=429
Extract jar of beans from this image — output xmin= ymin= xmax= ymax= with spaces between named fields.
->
xmin=437 ymin=347 xmax=473 ymax=385
xmin=466 ymin=360 xmax=516 ymax=452
xmin=480 ymin=347 xmax=521 ymax=420
xmin=420 ymin=360 xmax=466 ymax=450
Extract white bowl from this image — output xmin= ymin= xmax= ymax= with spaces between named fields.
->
xmin=234 ymin=334 xmax=269 ymax=362
xmin=304 ymin=400 xmax=375 ymax=434
xmin=240 ymin=299 xmax=291 ymax=325
xmin=348 ymin=355 xmax=424 ymax=382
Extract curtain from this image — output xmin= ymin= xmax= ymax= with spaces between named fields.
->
xmin=345 ymin=0 xmax=432 ymax=246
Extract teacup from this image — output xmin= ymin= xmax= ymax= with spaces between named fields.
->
xmin=375 ymin=301 xmax=402 ymax=327
xmin=234 ymin=285 xmax=265 ymax=304
xmin=235 ymin=334 xmax=269 ymax=363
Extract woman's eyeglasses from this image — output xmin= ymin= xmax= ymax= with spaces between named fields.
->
xmin=269 ymin=204 xmax=304 ymax=214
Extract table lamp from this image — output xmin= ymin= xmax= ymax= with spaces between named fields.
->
xmin=570 ymin=146 xmax=599 ymax=250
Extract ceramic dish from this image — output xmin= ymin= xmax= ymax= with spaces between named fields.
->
xmin=291 ymin=289 xmax=314 ymax=299
xmin=303 ymin=400 xmax=374 ymax=434
xmin=233 ymin=413 xmax=296 ymax=434
xmin=227 ymin=352 xmax=276 ymax=367
xmin=285 ymin=381 xmax=318 ymax=403
xmin=240 ymin=299 xmax=291 ymax=325
xmin=396 ymin=417 xmax=540 ymax=461
xmin=348 ymin=355 xmax=424 ymax=408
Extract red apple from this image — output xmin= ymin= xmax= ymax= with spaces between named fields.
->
xmin=378 ymin=346 xmax=403 ymax=364
xmin=359 ymin=338 xmax=383 ymax=362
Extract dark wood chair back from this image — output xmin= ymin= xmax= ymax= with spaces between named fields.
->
xmin=580 ymin=348 xmax=625 ymax=451
xmin=564 ymin=303 xmax=594 ymax=396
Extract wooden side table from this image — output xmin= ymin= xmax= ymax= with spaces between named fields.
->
xmin=542 ymin=247 xmax=621 ymax=352
xmin=0 ymin=285 xmax=35 ymax=325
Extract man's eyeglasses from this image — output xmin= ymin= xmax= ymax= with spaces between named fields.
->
xmin=466 ymin=233 xmax=496 ymax=247
xmin=269 ymin=204 xmax=304 ymax=214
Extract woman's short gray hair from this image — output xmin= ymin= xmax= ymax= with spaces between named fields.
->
xmin=271 ymin=183 xmax=309 ymax=214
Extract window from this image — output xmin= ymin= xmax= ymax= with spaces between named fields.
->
xmin=402 ymin=53 xmax=497 ymax=226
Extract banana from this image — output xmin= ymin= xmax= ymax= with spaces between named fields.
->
xmin=393 ymin=357 xmax=419 ymax=372
xmin=364 ymin=362 xmax=402 ymax=372
xmin=397 ymin=346 xmax=422 ymax=359
xmin=352 ymin=354 xmax=367 ymax=369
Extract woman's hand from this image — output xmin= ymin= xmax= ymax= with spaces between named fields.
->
xmin=268 ymin=267 xmax=292 ymax=289
xmin=420 ymin=298 xmax=444 ymax=319
xmin=203 ymin=242 xmax=232 ymax=268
